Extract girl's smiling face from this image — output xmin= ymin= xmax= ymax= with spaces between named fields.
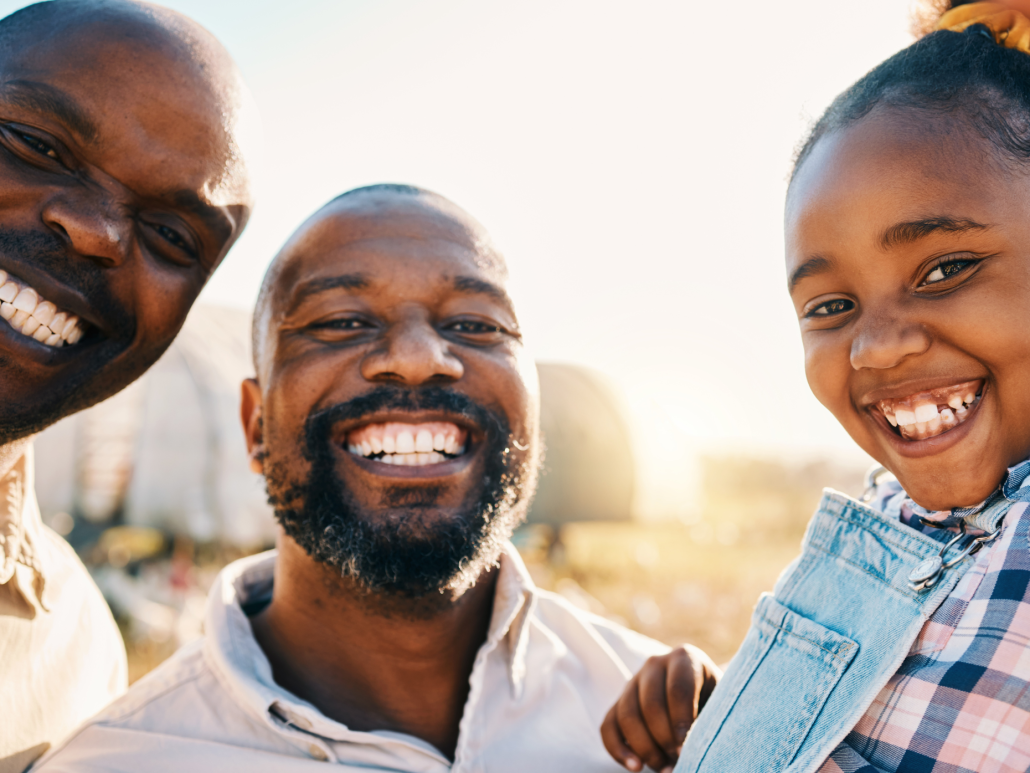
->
xmin=786 ymin=107 xmax=1030 ymax=511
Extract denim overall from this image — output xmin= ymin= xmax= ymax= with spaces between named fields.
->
xmin=675 ymin=477 xmax=1024 ymax=773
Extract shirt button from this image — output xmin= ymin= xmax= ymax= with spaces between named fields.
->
xmin=309 ymin=744 xmax=328 ymax=761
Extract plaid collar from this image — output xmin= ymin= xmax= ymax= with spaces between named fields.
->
xmin=870 ymin=458 xmax=1030 ymax=535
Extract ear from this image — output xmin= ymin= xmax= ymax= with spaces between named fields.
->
xmin=240 ymin=378 xmax=265 ymax=475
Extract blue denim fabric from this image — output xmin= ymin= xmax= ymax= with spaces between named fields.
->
xmin=675 ymin=490 xmax=981 ymax=773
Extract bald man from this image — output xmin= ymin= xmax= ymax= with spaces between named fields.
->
xmin=35 ymin=185 xmax=718 ymax=772
xmin=0 ymin=1 xmax=255 ymax=770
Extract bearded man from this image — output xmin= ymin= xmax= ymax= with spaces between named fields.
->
xmin=36 ymin=185 xmax=718 ymax=772
xmin=0 ymin=1 xmax=256 ymax=770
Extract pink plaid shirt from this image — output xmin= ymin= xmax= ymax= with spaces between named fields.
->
xmin=819 ymin=467 xmax=1030 ymax=773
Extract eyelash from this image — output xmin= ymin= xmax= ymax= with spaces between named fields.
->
xmin=147 ymin=223 xmax=195 ymax=256
xmin=806 ymin=299 xmax=854 ymax=318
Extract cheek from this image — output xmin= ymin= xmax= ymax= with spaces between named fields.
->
xmin=803 ymin=333 xmax=854 ymax=415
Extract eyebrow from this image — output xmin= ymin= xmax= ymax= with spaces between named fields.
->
xmin=788 ymin=256 xmax=832 ymax=292
xmin=453 ymin=275 xmax=508 ymax=302
xmin=0 ymin=80 xmax=98 ymax=143
xmin=294 ymin=273 xmax=371 ymax=299
xmin=880 ymin=217 xmax=989 ymax=250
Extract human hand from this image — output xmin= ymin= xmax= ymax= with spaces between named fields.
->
xmin=600 ymin=644 xmax=721 ymax=773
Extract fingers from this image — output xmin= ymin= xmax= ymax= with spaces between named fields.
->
xmin=601 ymin=704 xmax=644 ymax=772
xmin=639 ymin=656 xmax=680 ymax=757
xmin=665 ymin=646 xmax=700 ymax=747
xmin=614 ymin=671 xmax=673 ymax=772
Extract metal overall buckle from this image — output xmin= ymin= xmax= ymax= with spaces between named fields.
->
xmin=907 ymin=521 xmax=1001 ymax=592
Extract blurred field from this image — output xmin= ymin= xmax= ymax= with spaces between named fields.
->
xmin=99 ymin=454 xmax=867 ymax=682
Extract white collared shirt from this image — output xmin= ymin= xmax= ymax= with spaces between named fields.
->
xmin=35 ymin=543 xmax=668 ymax=772
xmin=0 ymin=447 xmax=126 ymax=773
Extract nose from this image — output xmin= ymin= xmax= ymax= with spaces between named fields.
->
xmin=41 ymin=193 xmax=129 ymax=267
xmin=849 ymin=307 xmax=931 ymax=370
xmin=360 ymin=312 xmax=464 ymax=385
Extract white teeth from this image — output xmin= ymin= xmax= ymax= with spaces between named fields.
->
xmin=370 ymin=436 xmax=383 ymax=454
xmin=360 ymin=441 xmax=372 ymax=456
xmin=11 ymin=288 xmax=37 ymax=313
xmin=382 ymin=435 xmax=396 ymax=454
xmin=940 ymin=408 xmax=957 ymax=428
xmin=0 ymin=276 xmax=85 ymax=347
xmin=948 ymin=395 xmax=964 ymax=410
xmin=49 ymin=311 xmax=67 ymax=335
xmin=433 ymin=432 xmax=446 ymax=451
xmin=895 ymin=408 xmax=917 ymax=426
xmin=886 ymin=413 xmax=898 ymax=427
xmin=32 ymin=301 xmax=55 ymax=327
xmin=61 ymin=315 xmax=79 ymax=339
xmin=20 ymin=316 xmax=41 ymax=336
xmin=396 ymin=430 xmax=415 ymax=454
xmin=956 ymin=404 xmax=967 ymax=417
xmin=963 ymin=392 xmax=976 ymax=405
xmin=914 ymin=403 xmax=938 ymax=423
xmin=415 ymin=429 xmax=433 ymax=453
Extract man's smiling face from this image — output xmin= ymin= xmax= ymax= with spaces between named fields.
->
xmin=243 ymin=190 xmax=540 ymax=597
xmin=786 ymin=107 xmax=1030 ymax=510
xmin=0 ymin=2 xmax=253 ymax=442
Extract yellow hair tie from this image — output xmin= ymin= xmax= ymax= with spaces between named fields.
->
xmin=936 ymin=2 xmax=1030 ymax=53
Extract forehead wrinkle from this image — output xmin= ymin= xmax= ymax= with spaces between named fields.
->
xmin=0 ymin=79 xmax=97 ymax=142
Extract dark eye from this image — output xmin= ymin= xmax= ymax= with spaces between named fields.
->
xmin=150 ymin=223 xmax=194 ymax=255
xmin=923 ymin=259 xmax=975 ymax=285
xmin=448 ymin=320 xmax=501 ymax=334
xmin=807 ymin=298 xmax=854 ymax=317
xmin=16 ymin=131 xmax=58 ymax=160
xmin=312 ymin=318 xmax=369 ymax=331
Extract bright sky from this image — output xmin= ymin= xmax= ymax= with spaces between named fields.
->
xmin=1 ymin=0 xmax=916 ymax=467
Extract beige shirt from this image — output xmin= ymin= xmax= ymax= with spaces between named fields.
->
xmin=35 ymin=543 xmax=668 ymax=772
xmin=0 ymin=447 xmax=126 ymax=773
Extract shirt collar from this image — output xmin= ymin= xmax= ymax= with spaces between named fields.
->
xmin=868 ymin=457 xmax=1030 ymax=534
xmin=0 ymin=446 xmax=51 ymax=611
xmin=203 ymin=541 xmax=538 ymax=749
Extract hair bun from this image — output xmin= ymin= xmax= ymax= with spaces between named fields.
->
xmin=936 ymin=2 xmax=1030 ymax=53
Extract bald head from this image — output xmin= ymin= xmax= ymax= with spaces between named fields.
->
xmin=0 ymin=0 xmax=256 ymax=206
xmin=253 ymin=185 xmax=510 ymax=373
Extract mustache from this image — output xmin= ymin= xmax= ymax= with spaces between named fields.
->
xmin=302 ymin=385 xmax=510 ymax=462
xmin=0 ymin=227 xmax=134 ymax=337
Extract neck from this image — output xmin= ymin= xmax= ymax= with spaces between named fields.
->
xmin=0 ymin=438 xmax=32 ymax=483
xmin=250 ymin=535 xmax=499 ymax=760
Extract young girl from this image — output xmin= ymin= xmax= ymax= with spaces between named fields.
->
xmin=602 ymin=3 xmax=1030 ymax=772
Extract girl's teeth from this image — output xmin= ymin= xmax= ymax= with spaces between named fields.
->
xmin=914 ymin=403 xmax=938 ymax=423
xmin=895 ymin=407 xmax=917 ymax=426
xmin=948 ymin=394 xmax=963 ymax=410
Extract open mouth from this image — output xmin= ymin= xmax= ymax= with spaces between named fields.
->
xmin=346 ymin=421 xmax=468 ymax=467
xmin=0 ymin=270 xmax=88 ymax=348
xmin=874 ymin=379 xmax=983 ymax=441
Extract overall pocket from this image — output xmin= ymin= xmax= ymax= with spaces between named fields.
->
xmin=679 ymin=595 xmax=858 ymax=773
